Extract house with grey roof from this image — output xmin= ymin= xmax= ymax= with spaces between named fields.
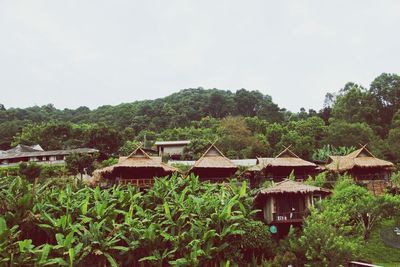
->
xmin=0 ymin=144 xmax=98 ymax=166
xmin=155 ymin=140 xmax=190 ymax=159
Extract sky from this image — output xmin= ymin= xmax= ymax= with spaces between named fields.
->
xmin=0 ymin=0 xmax=399 ymax=112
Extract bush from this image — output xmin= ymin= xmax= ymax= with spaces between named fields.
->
xmin=0 ymin=174 xmax=262 ymax=266
xmin=226 ymin=221 xmax=276 ymax=264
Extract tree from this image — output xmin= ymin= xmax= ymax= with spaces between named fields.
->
xmin=369 ymin=73 xmax=400 ymax=130
xmin=18 ymin=162 xmax=42 ymax=198
xmin=324 ymin=120 xmax=377 ymax=148
xmin=390 ymin=172 xmax=400 ymax=195
xmin=299 ymin=210 xmax=360 ymax=266
xmin=312 ymin=145 xmax=356 ymax=162
xmin=65 ymin=153 xmax=97 ymax=180
xmin=331 ymin=83 xmax=377 ymax=125
xmin=277 ymin=116 xmax=327 ymax=159
xmin=386 ymin=110 xmax=400 ymax=163
xmin=218 ymin=117 xmax=254 ymax=158
xmin=207 ymin=90 xmax=234 ymax=118
xmin=0 ymin=104 xmax=5 ymax=111
xmin=119 ymin=140 xmax=141 ymax=156
xmin=12 ymin=122 xmax=76 ymax=150
xmin=86 ymin=124 xmax=122 ymax=159
xmin=265 ymin=123 xmax=287 ymax=152
xmin=330 ymin=183 xmax=396 ymax=241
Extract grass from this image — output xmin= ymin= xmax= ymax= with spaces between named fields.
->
xmin=360 ymin=219 xmax=400 ymax=266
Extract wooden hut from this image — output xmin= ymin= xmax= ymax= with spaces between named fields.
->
xmin=250 ymin=147 xmax=318 ymax=185
xmin=254 ymin=179 xmax=331 ymax=225
xmin=325 ymin=145 xmax=395 ymax=194
xmin=93 ymin=147 xmax=178 ymax=187
xmin=188 ymin=144 xmax=238 ymax=182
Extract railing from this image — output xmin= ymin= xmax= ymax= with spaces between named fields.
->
xmin=265 ymin=175 xmax=309 ymax=182
xmin=0 ymin=160 xmax=65 ymax=167
xmin=118 ymin=179 xmax=154 ymax=187
xmin=348 ymin=261 xmax=383 ymax=267
xmin=272 ymin=211 xmax=306 ymax=222
xmin=354 ymin=174 xmax=389 ymax=181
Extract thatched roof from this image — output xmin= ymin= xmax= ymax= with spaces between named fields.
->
xmin=93 ymin=148 xmax=178 ymax=179
xmin=257 ymin=179 xmax=331 ymax=196
xmin=325 ymin=146 xmax=395 ymax=172
xmin=189 ymin=144 xmax=237 ymax=171
xmin=256 ymin=147 xmax=316 ymax=168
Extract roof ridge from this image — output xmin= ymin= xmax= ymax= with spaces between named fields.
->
xmin=189 ymin=143 xmax=236 ymax=171
xmin=275 ymin=145 xmax=300 ymax=158
xmin=126 ymin=146 xmax=152 ymax=160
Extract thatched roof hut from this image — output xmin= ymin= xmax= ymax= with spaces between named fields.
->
xmin=254 ymin=179 xmax=331 ymax=225
xmin=93 ymin=148 xmax=178 ymax=186
xmin=257 ymin=147 xmax=316 ymax=168
xmin=249 ymin=147 xmax=318 ymax=183
xmin=325 ymin=145 xmax=394 ymax=173
xmin=188 ymin=144 xmax=238 ymax=182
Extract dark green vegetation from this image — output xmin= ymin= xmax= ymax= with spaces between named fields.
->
xmin=0 ymin=175 xmax=274 ymax=266
xmin=1 ymin=73 xmax=400 ymax=164
xmin=1 ymin=174 xmax=399 ymax=266
xmin=1 ymin=72 xmax=400 ymax=265
xmin=272 ymin=176 xmax=400 ymax=267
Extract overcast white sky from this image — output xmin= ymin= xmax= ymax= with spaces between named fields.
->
xmin=0 ymin=1 xmax=399 ymax=111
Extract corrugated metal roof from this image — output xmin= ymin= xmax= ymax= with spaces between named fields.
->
xmin=0 ymin=148 xmax=98 ymax=160
xmin=155 ymin=140 xmax=190 ymax=146
xmin=168 ymin=159 xmax=257 ymax=167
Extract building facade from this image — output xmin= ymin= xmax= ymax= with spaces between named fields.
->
xmin=0 ymin=144 xmax=98 ymax=166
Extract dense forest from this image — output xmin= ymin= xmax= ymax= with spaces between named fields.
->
xmin=1 ymin=73 xmax=400 ymax=165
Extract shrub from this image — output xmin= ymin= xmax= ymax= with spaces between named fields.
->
xmin=226 ymin=221 xmax=276 ymax=264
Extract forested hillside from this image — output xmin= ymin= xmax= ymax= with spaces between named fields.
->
xmin=1 ymin=73 xmax=400 ymax=164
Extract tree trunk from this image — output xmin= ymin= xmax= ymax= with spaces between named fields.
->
xmin=364 ymin=230 xmax=370 ymax=241
xmin=32 ymin=177 xmax=38 ymax=199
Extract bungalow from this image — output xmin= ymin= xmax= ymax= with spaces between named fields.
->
xmin=248 ymin=147 xmax=318 ymax=186
xmin=0 ymin=144 xmax=98 ymax=166
xmin=93 ymin=147 xmax=178 ymax=187
xmin=254 ymin=179 xmax=331 ymax=235
xmin=155 ymin=140 xmax=190 ymax=159
xmin=325 ymin=145 xmax=395 ymax=194
xmin=188 ymin=144 xmax=238 ymax=182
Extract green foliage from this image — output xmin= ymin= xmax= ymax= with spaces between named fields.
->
xmin=118 ymin=140 xmax=141 ymax=156
xmin=312 ymin=145 xmax=356 ymax=162
xmin=0 ymin=174 xmax=270 ymax=266
xmin=65 ymin=153 xmax=97 ymax=178
xmin=170 ymin=163 xmax=191 ymax=173
xmin=361 ymin=219 xmax=400 ymax=266
xmin=99 ymin=157 xmax=118 ymax=168
xmin=305 ymin=172 xmax=328 ymax=187
xmin=217 ymin=116 xmax=269 ymax=159
xmin=19 ymin=162 xmax=42 ymax=183
xmin=300 ymin=210 xmax=361 ymax=266
xmin=226 ymin=220 xmax=276 ymax=264
xmin=324 ymin=120 xmax=377 ymax=148
xmin=390 ymin=171 xmax=400 ymax=194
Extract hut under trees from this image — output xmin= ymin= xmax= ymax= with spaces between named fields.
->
xmin=254 ymin=179 xmax=331 ymax=235
xmin=248 ymin=146 xmax=318 ymax=186
xmin=188 ymin=144 xmax=238 ymax=182
xmin=325 ymin=145 xmax=395 ymax=194
xmin=93 ymin=147 xmax=178 ymax=187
